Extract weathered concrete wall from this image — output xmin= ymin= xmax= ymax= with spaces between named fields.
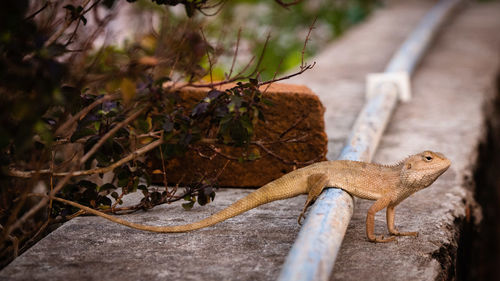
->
xmin=2 ymin=0 xmax=500 ymax=280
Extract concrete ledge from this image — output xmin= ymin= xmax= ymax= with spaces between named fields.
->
xmin=2 ymin=1 xmax=499 ymax=280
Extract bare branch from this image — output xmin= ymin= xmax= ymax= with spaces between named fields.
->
xmin=10 ymin=139 xmax=164 ymax=178
xmin=5 ymin=168 xmax=75 ymax=238
xmin=226 ymin=28 xmax=241 ymax=80
xmin=274 ymin=0 xmax=303 ymax=8
xmin=253 ymin=141 xmax=321 ymax=166
xmin=24 ymin=1 xmax=50 ymax=20
xmin=257 ymin=61 xmax=315 ymax=87
xmin=279 ymin=114 xmax=308 ymax=139
xmin=259 ymin=17 xmax=316 ymax=86
xmin=301 ymin=17 xmax=317 ymax=69
xmin=199 ymin=28 xmax=214 ymax=86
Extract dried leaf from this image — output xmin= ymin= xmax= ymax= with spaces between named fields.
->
xmin=120 ymin=78 xmax=136 ymax=104
xmin=138 ymin=56 xmax=158 ymax=66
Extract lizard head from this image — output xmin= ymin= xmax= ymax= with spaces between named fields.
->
xmin=400 ymin=151 xmax=451 ymax=189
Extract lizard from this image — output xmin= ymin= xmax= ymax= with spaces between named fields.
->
xmin=50 ymin=150 xmax=450 ymax=243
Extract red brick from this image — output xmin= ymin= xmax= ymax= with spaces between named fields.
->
xmin=155 ymin=83 xmax=327 ymax=187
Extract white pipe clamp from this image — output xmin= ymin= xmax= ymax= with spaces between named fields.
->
xmin=366 ymin=72 xmax=411 ymax=102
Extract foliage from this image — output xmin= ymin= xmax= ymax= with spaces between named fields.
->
xmin=0 ymin=0 xmax=270 ymax=268
xmin=207 ymin=0 xmax=379 ymax=80
xmin=0 ymin=0 xmax=376 ymax=269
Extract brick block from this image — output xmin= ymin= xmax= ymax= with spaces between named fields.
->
xmin=154 ymin=83 xmax=327 ymax=187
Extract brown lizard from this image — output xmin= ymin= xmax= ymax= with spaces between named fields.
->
xmin=51 ymin=150 xmax=450 ymax=243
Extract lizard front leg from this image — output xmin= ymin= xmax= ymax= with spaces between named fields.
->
xmin=386 ymin=204 xmax=418 ymax=237
xmin=297 ymin=173 xmax=329 ymax=225
xmin=366 ymin=197 xmax=395 ymax=243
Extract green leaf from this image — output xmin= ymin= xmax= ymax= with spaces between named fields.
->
xmin=102 ymin=0 xmax=117 ymax=9
xmin=154 ymin=76 xmax=171 ymax=86
xmin=118 ymin=176 xmax=129 ymax=187
xmin=63 ymin=4 xmax=76 ymax=12
xmin=248 ymin=150 xmax=261 ymax=161
xmin=182 ymin=200 xmax=195 ymax=210
xmin=78 ymin=180 xmax=97 ymax=190
xmin=262 ymin=98 xmax=274 ymax=106
xmin=240 ymin=116 xmax=253 ymax=135
xmin=97 ymin=196 xmax=112 ymax=207
xmin=184 ymin=3 xmax=195 ymax=17
xmin=131 ymin=177 xmax=139 ymax=192
xmin=98 ymin=183 xmax=116 ymax=192
xmin=93 ymin=121 xmax=101 ymax=131
xmin=120 ymin=78 xmax=136 ymax=104
xmin=227 ymin=96 xmax=242 ymax=113
xmin=70 ymin=127 xmax=95 ymax=142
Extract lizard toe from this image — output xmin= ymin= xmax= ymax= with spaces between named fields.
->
xmin=390 ymin=230 xmax=419 ymax=237
xmin=370 ymin=235 xmax=396 ymax=243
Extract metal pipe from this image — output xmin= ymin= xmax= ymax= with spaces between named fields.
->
xmin=277 ymin=1 xmax=461 ymax=280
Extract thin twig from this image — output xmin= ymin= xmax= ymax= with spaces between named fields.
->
xmin=207 ymin=145 xmax=239 ymax=161
xmin=5 ymin=168 xmax=76 ymax=238
xmin=249 ymin=32 xmax=271 ymax=77
xmin=10 ymin=138 xmax=164 ymax=178
xmin=257 ymin=62 xmax=315 ymax=86
xmin=301 ymin=17 xmax=317 ymax=69
xmin=44 ymin=0 xmax=93 ymax=47
xmin=9 ymin=133 xmax=311 ymax=179
xmin=5 ymin=106 xmax=148 ymax=236
xmin=80 ymin=107 xmax=146 ymax=165
xmin=25 ymin=1 xmax=50 ymax=20
xmin=259 ymin=18 xmax=316 ymax=86
xmin=64 ymin=17 xmax=82 ymax=46
xmin=279 ymin=114 xmax=308 ymax=139
xmin=83 ymin=0 xmax=102 ymax=14
xmin=226 ymin=28 xmax=241 ymax=80
xmin=263 ymin=57 xmax=284 ymax=94
xmin=158 ymin=133 xmax=169 ymax=189
xmin=18 ymin=219 xmax=50 ymax=254
xmin=199 ymin=28 xmax=214 ymax=86
xmin=253 ymin=141 xmax=321 ymax=166
xmin=198 ymin=0 xmax=226 ymax=16
xmin=274 ymin=0 xmax=303 ymax=8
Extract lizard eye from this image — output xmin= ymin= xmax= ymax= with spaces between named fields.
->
xmin=424 ymin=156 xmax=433 ymax=161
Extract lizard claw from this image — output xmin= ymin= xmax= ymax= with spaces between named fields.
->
xmin=297 ymin=212 xmax=306 ymax=225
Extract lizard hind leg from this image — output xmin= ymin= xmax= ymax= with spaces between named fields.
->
xmin=297 ymin=173 xmax=329 ymax=225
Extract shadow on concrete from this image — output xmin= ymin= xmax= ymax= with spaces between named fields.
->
xmin=459 ymin=73 xmax=500 ymax=281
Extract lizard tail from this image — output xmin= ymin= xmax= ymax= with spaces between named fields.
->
xmin=52 ymin=178 xmax=302 ymax=233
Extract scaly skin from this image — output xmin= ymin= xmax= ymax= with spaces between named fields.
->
xmin=53 ymin=151 xmax=450 ymax=242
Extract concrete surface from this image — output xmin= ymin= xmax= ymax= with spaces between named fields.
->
xmin=2 ymin=0 xmax=500 ymax=280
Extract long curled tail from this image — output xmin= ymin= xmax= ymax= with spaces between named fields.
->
xmin=52 ymin=178 xmax=303 ymax=233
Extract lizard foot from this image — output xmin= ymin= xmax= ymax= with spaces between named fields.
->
xmin=368 ymin=235 xmax=396 ymax=243
xmin=390 ymin=230 xmax=419 ymax=237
